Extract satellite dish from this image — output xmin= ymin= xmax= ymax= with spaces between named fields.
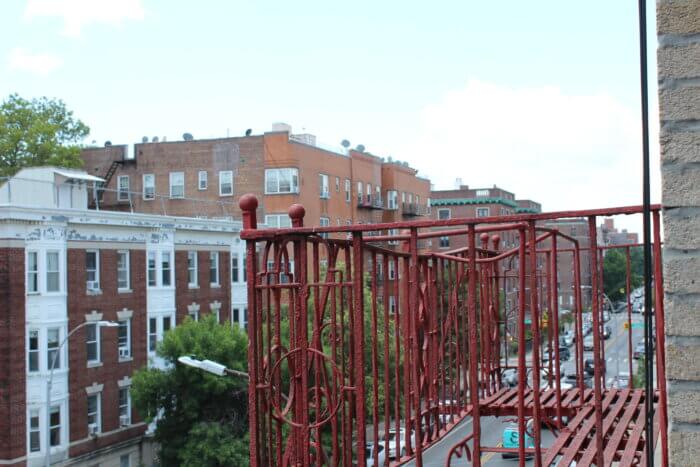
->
xmin=152 ymin=136 xmax=159 ymax=143
xmin=142 ymin=136 xmax=148 ymax=143
xmin=245 ymin=129 xmax=252 ymax=136
xmin=341 ymin=139 xmax=351 ymax=148
xmin=183 ymin=133 xmax=194 ymax=141
xmin=104 ymin=141 xmax=112 ymax=147
xmin=356 ymin=144 xmax=365 ymax=152
xmin=387 ymin=156 xmax=393 ymax=162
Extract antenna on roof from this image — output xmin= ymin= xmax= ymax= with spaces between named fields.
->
xmin=183 ymin=133 xmax=194 ymax=141
xmin=245 ymin=129 xmax=252 ymax=136
xmin=341 ymin=139 xmax=351 ymax=148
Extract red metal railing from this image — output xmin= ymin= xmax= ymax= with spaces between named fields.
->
xmin=240 ymin=194 xmax=667 ymax=467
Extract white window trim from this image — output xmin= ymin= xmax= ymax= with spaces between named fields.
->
xmin=345 ymin=179 xmax=351 ymax=202
xmin=86 ymin=323 xmax=101 ymax=366
xmin=319 ymin=173 xmax=329 ymax=199
xmin=219 ymin=170 xmax=233 ymax=196
xmin=264 ymin=214 xmax=292 ymax=228
xmin=27 ymin=328 xmax=40 ymax=373
xmin=198 ymin=171 xmax=208 ymax=190
xmin=46 ymin=327 xmax=61 ymax=371
xmin=117 ymin=315 xmax=132 ymax=361
xmin=142 ymin=174 xmax=155 ymax=200
xmin=117 ymin=176 xmax=130 ymax=202
xmin=27 ymin=250 xmax=39 ymax=294
xmin=48 ymin=404 xmax=62 ymax=448
xmin=438 ymin=208 xmax=451 ymax=220
xmin=231 ymin=253 xmax=239 ymax=283
xmin=86 ymin=250 xmax=100 ymax=292
xmin=28 ymin=408 xmax=41 ymax=453
xmin=118 ymin=387 xmax=132 ymax=426
xmin=264 ymin=168 xmax=299 ymax=194
xmin=117 ymin=250 xmax=130 ymax=291
xmin=45 ymin=250 xmax=61 ymax=294
xmin=169 ymin=172 xmax=185 ymax=199
xmin=188 ymin=251 xmax=198 ymax=288
xmin=147 ymin=251 xmax=157 ymax=287
xmin=476 ymin=207 xmax=490 ymax=217
xmin=161 ymin=251 xmax=172 ymax=287
xmin=87 ymin=392 xmax=101 ymax=434
xmin=210 ymin=251 xmax=220 ymax=286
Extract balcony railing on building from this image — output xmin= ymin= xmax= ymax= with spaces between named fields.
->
xmin=402 ymin=201 xmax=428 ymax=216
xmin=358 ymin=195 xmax=384 ymax=209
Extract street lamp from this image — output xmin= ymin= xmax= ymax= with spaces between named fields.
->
xmin=177 ymin=356 xmax=249 ymax=379
xmin=45 ymin=320 xmax=118 ymax=467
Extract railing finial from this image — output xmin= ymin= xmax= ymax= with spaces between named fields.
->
xmin=239 ymin=194 xmax=258 ymax=229
xmin=491 ymin=234 xmax=501 ymax=251
xmin=288 ymin=203 xmax=305 ymax=228
xmin=480 ymin=232 xmax=490 ymax=250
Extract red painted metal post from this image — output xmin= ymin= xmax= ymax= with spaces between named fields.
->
xmin=587 ymin=216 xmax=605 ymax=467
xmin=467 ymin=225 xmax=482 ymax=467
xmin=527 ymin=222 xmax=543 ymax=467
xmin=550 ymin=234 xmax=563 ymax=428
xmin=351 ymin=231 xmax=367 ymax=467
xmin=517 ymin=227 xmax=527 ymax=467
xmin=653 ymin=210 xmax=668 ymax=467
xmin=626 ymin=246 xmax=634 ymax=387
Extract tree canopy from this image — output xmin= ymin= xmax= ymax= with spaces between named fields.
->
xmin=602 ymin=247 xmax=643 ymax=301
xmin=131 ymin=316 xmax=249 ymax=467
xmin=0 ymin=93 xmax=89 ymax=176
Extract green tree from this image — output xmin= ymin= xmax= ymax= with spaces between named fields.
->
xmin=0 ymin=94 xmax=89 ymax=176
xmin=603 ymin=247 xmax=643 ymax=301
xmin=131 ymin=316 xmax=249 ymax=467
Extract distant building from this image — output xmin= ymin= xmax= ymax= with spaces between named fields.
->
xmin=0 ymin=167 xmax=246 ymax=466
xmin=598 ymin=218 xmax=639 ymax=247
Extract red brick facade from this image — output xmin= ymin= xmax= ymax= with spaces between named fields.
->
xmin=174 ymin=250 xmax=231 ymax=324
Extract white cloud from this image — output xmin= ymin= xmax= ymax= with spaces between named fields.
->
xmin=399 ymin=81 xmax=660 ymax=231
xmin=7 ymin=47 xmax=63 ymax=74
xmin=24 ymin=0 xmax=145 ymax=37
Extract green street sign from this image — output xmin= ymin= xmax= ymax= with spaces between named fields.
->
xmin=524 ymin=319 xmax=532 ymax=325
xmin=631 ymin=322 xmax=644 ymax=329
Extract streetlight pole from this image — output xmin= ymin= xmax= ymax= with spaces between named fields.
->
xmin=45 ymin=320 xmax=117 ymax=467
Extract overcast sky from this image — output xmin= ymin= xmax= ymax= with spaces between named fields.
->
xmin=2 ymin=0 xmax=660 ymax=233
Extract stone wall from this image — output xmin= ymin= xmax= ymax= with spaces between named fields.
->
xmin=657 ymin=0 xmax=700 ymax=464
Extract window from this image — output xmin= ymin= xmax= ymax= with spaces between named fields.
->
xmin=335 ymin=176 xmax=340 ymax=192
xmin=376 ymin=186 xmax=381 ymax=204
xmin=148 ymin=318 xmax=157 ymax=352
xmin=143 ymin=174 xmax=155 ymax=200
xmin=366 ymin=183 xmax=372 ymax=203
xmin=265 ymin=168 xmax=299 ymax=194
xmin=87 ymin=394 xmax=100 ymax=433
xmin=319 ymin=174 xmax=329 ymax=198
xmin=345 ymin=179 xmax=351 ymax=202
xmin=219 ymin=170 xmax=233 ymax=196
xmin=169 ymin=172 xmax=184 ymax=199
xmin=416 ymin=195 xmax=420 ymax=205
xmin=198 ymin=171 xmax=208 ymax=190
xmin=46 ymin=251 xmax=60 ymax=292
xmin=439 ymin=236 xmax=450 ymax=249
xmin=389 ymin=295 xmax=397 ymax=315
xmin=118 ymin=320 xmax=131 ymax=359
xmin=438 ymin=209 xmax=451 ymax=220
xmin=476 ymin=207 xmax=490 ymax=217
xmin=401 ymin=192 xmax=406 ymax=203
xmin=242 ymin=255 xmax=247 ymax=282
xmin=388 ymin=228 xmax=400 ymax=246
xmin=210 ymin=252 xmax=220 ymax=285
xmin=231 ymin=253 xmax=239 ymax=282
xmin=475 ymin=189 xmax=489 ymax=197
xmin=147 ymin=251 xmax=157 ymax=287
xmin=119 ymin=388 xmax=131 ymax=426
xmin=408 ymin=193 xmax=413 ymax=203
xmin=232 ymin=308 xmax=247 ymax=330
xmin=117 ymin=176 xmax=130 ymax=201
xmin=116 ymin=250 xmax=130 ymax=290
xmin=29 ymin=409 xmax=40 ymax=452
xmin=163 ymin=315 xmax=172 ymax=334
xmin=27 ymin=251 xmax=38 ymax=293
xmin=28 ymin=329 xmax=39 ymax=372
xmin=264 ymin=214 xmax=292 ymax=228
xmin=47 ymin=327 xmax=60 ymax=370
xmin=187 ymin=251 xmax=198 ymax=287
xmin=188 ymin=306 xmax=199 ymax=321
xmin=387 ymin=190 xmax=398 ymax=210
xmin=86 ymin=250 xmax=99 ymax=290
xmin=49 ymin=405 xmax=61 ymax=447
xmin=86 ymin=323 xmax=100 ymax=364
xmin=319 ymin=217 xmax=330 ymax=239
xmin=357 ymin=182 xmax=363 ymax=203
xmin=120 ymin=454 xmax=131 ymax=467
xmin=388 ymin=261 xmax=396 ymax=280
xmin=161 ymin=251 xmax=172 ymax=286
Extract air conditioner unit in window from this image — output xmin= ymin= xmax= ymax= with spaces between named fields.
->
xmin=119 ymin=347 xmax=130 ymax=359
xmin=120 ymin=415 xmax=130 ymax=427
xmin=88 ymin=423 xmax=99 ymax=437
xmin=86 ymin=281 xmax=100 ymax=291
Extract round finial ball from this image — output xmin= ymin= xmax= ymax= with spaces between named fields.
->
xmin=491 ymin=234 xmax=501 ymax=244
xmin=239 ymin=193 xmax=258 ymax=212
xmin=480 ymin=233 xmax=490 ymax=243
xmin=288 ymin=203 xmax=306 ymax=220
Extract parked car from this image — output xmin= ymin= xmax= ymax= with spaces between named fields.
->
xmin=583 ymin=324 xmax=593 ymax=337
xmin=384 ymin=428 xmax=412 ymax=459
xmin=502 ymin=368 xmax=518 ymax=387
xmin=565 ymin=373 xmax=593 ymax=388
xmin=583 ymin=335 xmax=595 ymax=351
xmin=602 ymin=311 xmax=611 ymax=322
xmin=542 ymin=346 xmax=571 ymax=363
xmin=584 ymin=358 xmax=605 ymax=376
xmin=366 ymin=441 xmax=387 ymax=466
xmin=603 ymin=325 xmax=612 ymax=339
xmin=502 ymin=420 xmax=535 ymax=459
xmin=561 ymin=330 xmax=575 ymax=346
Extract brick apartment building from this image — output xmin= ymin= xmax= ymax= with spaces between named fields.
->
xmin=0 ymin=167 xmax=247 ymax=466
xmin=597 ymin=218 xmax=640 ymax=247
xmin=81 ymin=123 xmax=431 ymax=231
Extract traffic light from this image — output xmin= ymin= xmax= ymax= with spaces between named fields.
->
xmin=624 ymin=322 xmax=629 ymax=330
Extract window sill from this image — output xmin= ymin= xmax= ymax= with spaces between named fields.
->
xmin=264 ymin=191 xmax=300 ymax=196
xmin=86 ymin=289 xmax=103 ymax=296
xmin=188 ymin=284 xmax=199 ymax=289
xmin=219 ymin=193 xmax=233 ymax=197
xmin=119 ymin=356 xmax=133 ymax=363
xmin=210 ymin=283 xmax=221 ymax=288
xmin=87 ymin=361 xmax=103 ymax=368
xmin=118 ymin=288 xmax=133 ymax=294
xmin=26 ymin=291 xmax=40 ymax=296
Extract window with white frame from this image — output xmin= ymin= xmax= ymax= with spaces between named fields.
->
xmin=439 ymin=236 xmax=450 ymax=249
xmin=28 ymin=329 xmax=39 ymax=372
xmin=27 ymin=251 xmax=38 ymax=293
xmin=376 ymin=185 xmax=381 ymax=204
xmin=86 ymin=250 xmax=99 ymax=290
xmin=416 ymin=195 xmax=420 ymax=205
xmin=29 ymin=408 xmax=40 ymax=452
xmin=366 ymin=183 xmax=372 ymax=203
xmin=335 ymin=176 xmax=340 ymax=192
xmin=389 ymin=295 xmax=397 ymax=315
xmin=187 ymin=251 xmax=198 ymax=287
xmin=264 ymin=214 xmax=292 ymax=228
xmin=120 ymin=454 xmax=131 ymax=467
xmin=219 ymin=170 xmax=233 ymax=196
xmin=86 ymin=323 xmax=100 ymax=364
xmin=118 ymin=319 xmax=131 ymax=359
xmin=232 ymin=307 xmax=247 ymax=330
xmin=475 ymin=189 xmax=489 ymax=197
xmin=319 ymin=174 xmax=329 ymax=198
xmin=147 ymin=251 xmax=157 ymax=287
xmin=169 ymin=172 xmax=184 ymax=198
xmin=265 ymin=168 xmax=299 ymax=194
xmin=46 ymin=251 xmax=60 ymax=292
xmin=387 ymin=190 xmax=398 ymax=210
xmin=210 ymin=252 xmax=220 ymax=285
xmin=47 ymin=327 xmax=60 ymax=369
xmin=438 ymin=209 xmax=451 ymax=220
xmin=345 ymin=179 xmax=351 ymax=202
xmin=401 ymin=192 xmax=406 ymax=203
xmin=231 ymin=253 xmax=239 ymax=282
xmin=119 ymin=388 xmax=131 ymax=426
xmin=148 ymin=317 xmax=157 ymax=352
xmin=188 ymin=304 xmax=199 ymax=321
xmin=388 ymin=260 xmax=396 ymax=280
xmin=49 ymin=405 xmax=61 ymax=447
xmin=117 ymin=176 xmax=130 ymax=201
xmin=87 ymin=394 xmax=101 ymax=433
xmin=408 ymin=193 xmax=413 ymax=203
xmin=242 ymin=254 xmax=247 ymax=282
xmin=319 ymin=217 xmax=330 ymax=239
xmin=143 ymin=174 xmax=155 ymax=200
xmin=117 ymin=251 xmax=130 ymax=290
xmin=161 ymin=251 xmax=172 ymax=286
xmin=476 ymin=207 xmax=490 ymax=217
xmin=357 ymin=182 xmax=363 ymax=203
xmin=388 ymin=228 xmax=400 ymax=245
xmin=198 ymin=171 xmax=208 ymax=190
